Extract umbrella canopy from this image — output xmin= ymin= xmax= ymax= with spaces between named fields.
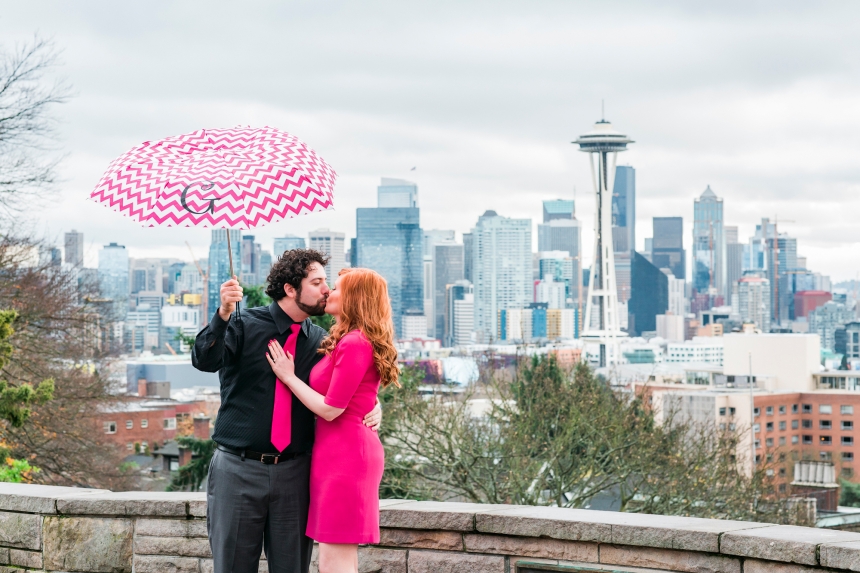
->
xmin=90 ymin=126 xmax=337 ymax=229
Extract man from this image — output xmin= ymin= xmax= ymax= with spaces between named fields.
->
xmin=193 ymin=249 xmax=381 ymax=573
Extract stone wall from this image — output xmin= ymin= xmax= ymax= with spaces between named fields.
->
xmin=1 ymin=483 xmax=859 ymax=573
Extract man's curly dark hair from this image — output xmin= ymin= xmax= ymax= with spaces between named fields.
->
xmin=265 ymin=249 xmax=331 ymax=300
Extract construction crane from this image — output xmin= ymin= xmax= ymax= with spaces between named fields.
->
xmin=186 ymin=241 xmax=209 ymax=325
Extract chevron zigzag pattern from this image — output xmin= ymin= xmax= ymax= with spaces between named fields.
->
xmin=90 ymin=126 xmax=337 ymax=229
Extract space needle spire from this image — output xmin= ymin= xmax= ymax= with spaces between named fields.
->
xmin=573 ymin=118 xmax=634 ymax=367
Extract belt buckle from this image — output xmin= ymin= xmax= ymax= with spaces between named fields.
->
xmin=260 ymin=454 xmax=278 ymax=465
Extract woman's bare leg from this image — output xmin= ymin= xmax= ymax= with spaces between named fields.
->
xmin=318 ymin=543 xmax=358 ymax=573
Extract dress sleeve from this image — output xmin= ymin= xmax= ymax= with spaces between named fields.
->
xmin=323 ymin=332 xmax=374 ymax=409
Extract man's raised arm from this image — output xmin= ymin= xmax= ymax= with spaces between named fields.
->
xmin=192 ymin=276 xmax=244 ymax=373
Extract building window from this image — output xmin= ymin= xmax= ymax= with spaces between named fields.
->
xmin=802 ymin=420 xmax=812 ymax=429
xmin=141 ymin=419 xmax=148 ymax=429
xmin=820 ymin=404 xmax=832 ymax=414
xmin=163 ymin=418 xmax=177 ymax=430
xmin=802 ymin=404 xmax=812 ymax=414
xmin=792 ymin=404 xmax=799 ymax=413
xmin=792 ymin=420 xmax=799 ymax=429
xmin=821 ymin=451 xmax=832 ymax=461
xmin=843 ymin=468 xmax=854 ymax=478
xmin=126 ymin=443 xmax=134 ymax=451
xmin=778 ymin=405 xmax=786 ymax=415
xmin=754 ymin=439 xmax=761 ymax=449
xmin=842 ymin=405 xmax=855 ymax=415
xmin=766 ymin=438 xmax=774 ymax=447
xmin=103 ymin=422 xmax=117 ymax=434
xmin=843 ymin=436 xmax=854 ymax=446
xmin=754 ymin=407 xmax=760 ymax=416
xmin=169 ymin=460 xmax=179 ymax=472
xmin=820 ymin=436 xmax=832 ymax=445
xmin=729 ymin=407 xmax=736 ymax=415
xmin=729 ymin=423 xmax=736 ymax=431
xmin=843 ymin=421 xmax=854 ymax=431
xmin=766 ymin=422 xmax=774 ymax=432
xmin=843 ymin=452 xmax=854 ymax=461
xmin=779 ymin=483 xmax=787 ymax=494
xmin=766 ymin=406 xmax=774 ymax=415
xmin=802 ymin=435 xmax=813 ymax=444
xmin=779 ymin=421 xmax=786 ymax=431
xmin=719 ymin=423 xmax=726 ymax=431
xmin=719 ymin=407 xmax=726 ymax=416
xmin=779 ymin=467 xmax=786 ymax=476
xmin=779 ymin=437 xmax=786 ymax=446
xmin=820 ymin=420 xmax=832 ymax=430
xmin=125 ymin=420 xmax=133 ymax=430
xmin=792 ymin=435 xmax=799 ymax=444
xmin=753 ymin=423 xmax=760 ymax=433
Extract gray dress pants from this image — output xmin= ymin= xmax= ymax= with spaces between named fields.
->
xmin=207 ymin=448 xmax=313 ymax=573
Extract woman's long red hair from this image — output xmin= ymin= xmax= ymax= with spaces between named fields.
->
xmin=319 ymin=268 xmax=400 ymax=387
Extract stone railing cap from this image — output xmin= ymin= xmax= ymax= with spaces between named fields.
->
xmin=0 ymin=482 xmax=110 ymax=514
xmin=721 ymin=524 xmax=860 ymax=566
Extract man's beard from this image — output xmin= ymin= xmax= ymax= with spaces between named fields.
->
xmin=295 ymin=288 xmax=327 ymax=317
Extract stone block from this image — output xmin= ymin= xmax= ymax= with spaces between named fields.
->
xmin=56 ymin=491 xmax=192 ymax=516
xmin=358 ymin=547 xmax=407 ymax=573
xmin=200 ymin=559 xmax=214 ymax=573
xmin=43 ymin=516 xmax=133 ymax=572
xmin=464 ymin=533 xmax=598 ymax=562
xmin=0 ymin=511 xmax=41 ymax=550
xmin=408 ymin=549 xmax=505 ymax=573
xmin=819 ymin=541 xmax=860 ymax=572
xmin=600 ymin=544 xmax=740 ymax=573
xmin=134 ymin=555 xmax=200 ymax=573
xmin=135 ymin=518 xmax=208 ymax=538
xmin=0 ymin=482 xmax=109 ymax=514
xmin=475 ymin=506 xmax=612 ymax=543
xmin=187 ymin=492 xmax=207 ymax=518
xmin=379 ymin=499 xmax=416 ymax=508
xmin=0 ymin=548 xmax=8 ymax=564
xmin=720 ymin=525 xmax=860 ymax=565
xmin=9 ymin=549 xmax=42 ymax=569
xmin=135 ymin=535 xmax=212 ymax=558
xmin=379 ymin=528 xmax=463 ymax=550
xmin=608 ymin=513 xmax=768 ymax=552
xmin=741 ymin=560 xmax=822 ymax=573
xmin=381 ymin=501 xmax=512 ymax=532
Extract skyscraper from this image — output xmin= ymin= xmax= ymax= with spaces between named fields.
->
xmin=693 ymin=186 xmax=726 ymax=297
xmin=725 ymin=225 xmax=744 ymax=298
xmin=207 ymin=229 xmax=242 ymax=322
xmin=738 ymin=274 xmax=771 ymax=332
xmin=462 ymin=232 xmax=474 ymax=284
xmin=422 ymin=230 xmax=457 ymax=338
xmin=542 ymin=199 xmax=575 ymax=222
xmin=273 ymin=235 xmax=306 ymax=257
xmin=241 ymin=235 xmax=264 ymax=286
xmin=446 ymin=280 xmax=474 ymax=347
xmin=356 ymin=179 xmax=423 ymax=338
xmin=309 ymin=229 xmax=346 ymax=279
xmin=470 ymin=211 xmax=531 ymax=342
xmin=65 ymin=230 xmax=85 ymax=267
xmin=434 ymin=242 xmax=464 ymax=342
xmin=98 ymin=242 xmax=130 ymax=318
xmin=652 ymin=217 xmax=685 ymax=280
xmin=628 ymin=252 xmax=668 ymax=336
xmin=612 ymin=166 xmax=635 ymax=254
xmin=537 ymin=219 xmax=581 ymax=259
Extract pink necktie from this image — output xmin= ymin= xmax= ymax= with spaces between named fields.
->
xmin=271 ymin=323 xmax=301 ymax=452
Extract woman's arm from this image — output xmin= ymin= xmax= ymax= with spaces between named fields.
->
xmin=266 ymin=340 xmax=345 ymax=421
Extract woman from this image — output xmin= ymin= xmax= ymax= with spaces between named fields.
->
xmin=266 ymin=267 xmax=399 ymax=573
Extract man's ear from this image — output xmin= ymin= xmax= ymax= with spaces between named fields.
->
xmin=284 ymin=284 xmax=297 ymax=299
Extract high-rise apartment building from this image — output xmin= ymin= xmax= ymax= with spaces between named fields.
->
xmin=738 ymin=274 xmax=771 ymax=332
xmin=273 ymin=235 xmax=306 ymax=257
xmin=537 ymin=251 xmax=579 ymax=306
xmin=446 ymin=280 xmax=474 ymax=347
xmin=612 ymin=166 xmax=635 ymax=254
xmin=470 ymin=211 xmax=531 ymax=342
xmin=693 ymin=186 xmax=726 ymax=296
xmin=356 ymin=180 xmax=423 ymax=338
xmin=652 ymin=217 xmax=685 ymax=280
xmin=98 ymin=242 xmax=130 ymax=319
xmin=535 ymin=275 xmax=566 ymax=309
xmin=309 ymin=229 xmax=346 ymax=280
xmin=65 ymin=230 xmax=85 ymax=267
xmin=628 ymin=251 xmax=668 ymax=336
xmin=434 ymin=242 xmax=464 ymax=342
xmin=207 ymin=229 xmax=242 ymax=321
xmin=809 ymin=301 xmax=852 ymax=352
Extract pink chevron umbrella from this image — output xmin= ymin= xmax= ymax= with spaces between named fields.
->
xmin=90 ymin=126 xmax=337 ymax=276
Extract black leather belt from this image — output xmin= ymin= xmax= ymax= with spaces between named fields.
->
xmin=216 ymin=443 xmax=307 ymax=464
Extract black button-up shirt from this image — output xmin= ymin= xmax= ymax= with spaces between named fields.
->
xmin=192 ymin=302 xmax=327 ymax=453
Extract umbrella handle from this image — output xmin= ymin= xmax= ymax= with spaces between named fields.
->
xmin=225 ymin=231 xmax=241 ymax=318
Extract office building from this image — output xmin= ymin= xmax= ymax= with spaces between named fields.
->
xmin=615 ymin=252 xmax=632 ymax=306
xmin=537 ymin=219 xmax=581 ymax=259
xmin=39 ymin=246 xmax=62 ymax=268
xmin=446 ymin=280 xmax=474 ymax=347
xmin=656 ymin=314 xmax=685 ymax=342
xmin=207 ymin=229 xmax=242 ymax=323
xmin=434 ymin=242 xmax=464 ymax=342
xmin=309 ymin=229 xmax=346 ymax=279
xmin=241 ymin=235 xmax=263 ymax=286
xmin=667 ymin=275 xmax=685 ymax=317
xmin=628 ymin=252 xmax=668 ymax=336
xmin=161 ymin=305 xmax=200 ymax=353
xmin=401 ymin=311 xmax=427 ymax=340
xmin=126 ymin=305 xmax=161 ymax=353
xmin=795 ymin=291 xmax=832 ymax=319
xmin=737 ymin=274 xmax=771 ymax=332
xmin=652 ymin=217 xmax=685 ymax=280
xmin=836 ymin=322 xmax=860 ymax=360
xmin=612 ymin=166 xmax=635 ymax=254
xmin=462 ymin=233 xmax=474 ymax=283
xmin=693 ymin=186 xmax=726 ymax=296
xmin=547 ymin=308 xmax=578 ymax=340
xmin=98 ymin=242 xmax=130 ymax=318
xmin=809 ymin=301 xmax=852 ymax=352
xmin=274 ymin=235 xmax=306 ymax=257
xmin=471 ymin=211 xmax=531 ymax=342
xmin=377 ymin=178 xmax=418 ymax=208
xmin=422 ymin=230 xmax=457 ymax=338
xmin=537 ymin=251 xmax=579 ymax=305
xmin=65 ymin=230 xmax=85 ymax=267
xmin=356 ymin=180 xmax=423 ymax=338
xmin=725 ymin=225 xmax=744 ymax=298
xmin=542 ymin=199 xmax=575 ymax=222
xmin=535 ymin=275 xmax=566 ymax=309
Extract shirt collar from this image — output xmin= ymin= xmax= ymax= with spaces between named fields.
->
xmin=269 ymin=301 xmax=310 ymax=336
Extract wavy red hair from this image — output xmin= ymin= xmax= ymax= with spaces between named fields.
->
xmin=319 ymin=267 xmax=399 ymax=387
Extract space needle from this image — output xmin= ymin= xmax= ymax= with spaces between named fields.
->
xmin=573 ymin=118 xmax=634 ymax=367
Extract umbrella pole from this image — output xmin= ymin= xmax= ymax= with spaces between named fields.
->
xmin=226 ymin=230 xmax=241 ymax=318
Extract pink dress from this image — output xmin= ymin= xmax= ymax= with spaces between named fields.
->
xmin=306 ymin=330 xmax=383 ymax=544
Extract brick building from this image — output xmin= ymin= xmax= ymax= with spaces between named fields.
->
xmin=95 ymin=399 xmax=212 ymax=454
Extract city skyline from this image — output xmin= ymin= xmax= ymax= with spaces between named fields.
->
xmin=3 ymin=2 xmax=860 ymax=281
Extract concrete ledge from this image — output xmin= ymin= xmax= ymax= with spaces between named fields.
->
xmin=0 ymin=483 xmax=109 ymax=514
xmin=720 ymin=525 xmax=860 ymax=566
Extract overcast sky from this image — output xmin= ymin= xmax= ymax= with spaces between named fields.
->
xmin=3 ymin=1 xmax=860 ymax=281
